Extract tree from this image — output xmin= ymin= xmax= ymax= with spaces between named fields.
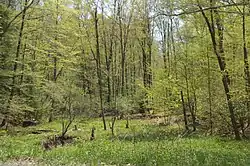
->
xmin=198 ymin=0 xmax=241 ymax=140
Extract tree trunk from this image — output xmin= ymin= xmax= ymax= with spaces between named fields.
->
xmin=118 ymin=2 xmax=125 ymax=95
xmin=162 ymin=22 xmax=167 ymax=70
xmin=207 ymin=46 xmax=213 ymax=134
xmin=117 ymin=0 xmax=132 ymax=96
xmin=242 ymin=0 xmax=250 ymax=133
xmin=167 ymin=22 xmax=171 ymax=75
xmin=101 ymin=2 xmax=112 ymax=106
xmin=181 ymin=91 xmax=189 ymax=130
xmin=94 ymin=6 xmax=106 ymax=130
xmin=198 ymin=2 xmax=241 ymax=140
xmin=49 ymin=0 xmax=59 ymax=122
xmin=184 ymin=44 xmax=196 ymax=131
xmin=170 ymin=18 xmax=177 ymax=79
xmin=20 ymin=41 xmax=27 ymax=84
xmin=8 ymin=0 xmax=28 ymax=108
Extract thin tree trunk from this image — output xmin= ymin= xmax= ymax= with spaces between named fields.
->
xmin=125 ymin=62 xmax=129 ymax=96
xmin=181 ymin=91 xmax=189 ymax=130
xmin=49 ymin=0 xmax=59 ymax=122
xmin=141 ymin=40 xmax=148 ymax=88
xmin=184 ymin=44 xmax=196 ymax=131
xmin=198 ymin=2 xmax=241 ymax=140
xmin=101 ymin=2 xmax=111 ymax=106
xmin=113 ymin=40 xmax=118 ymax=108
xmin=130 ymin=45 xmax=134 ymax=95
xmin=170 ymin=17 xmax=177 ymax=79
xmin=20 ymin=41 xmax=27 ymax=84
xmin=118 ymin=2 xmax=125 ymax=95
xmin=112 ymin=41 xmax=116 ymax=107
xmin=207 ymin=46 xmax=213 ymax=134
xmin=167 ymin=22 xmax=171 ymax=75
xmin=8 ymin=0 xmax=28 ymax=107
xmin=94 ymin=6 xmax=106 ymax=130
xmin=132 ymin=48 xmax=136 ymax=94
xmin=242 ymin=0 xmax=250 ymax=134
xmin=53 ymin=0 xmax=59 ymax=82
xmin=162 ymin=23 xmax=167 ymax=70
xmin=118 ymin=0 xmax=132 ymax=96
xmin=147 ymin=18 xmax=153 ymax=87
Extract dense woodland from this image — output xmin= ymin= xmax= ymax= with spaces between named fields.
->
xmin=1 ymin=0 xmax=250 ymax=141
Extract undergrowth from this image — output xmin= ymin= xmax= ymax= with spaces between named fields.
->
xmin=0 ymin=118 xmax=250 ymax=165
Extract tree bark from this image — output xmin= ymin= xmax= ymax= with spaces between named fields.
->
xmin=101 ymin=2 xmax=111 ymax=106
xmin=198 ymin=2 xmax=241 ymax=140
xmin=170 ymin=18 xmax=177 ymax=79
xmin=207 ymin=46 xmax=213 ymax=134
xmin=20 ymin=41 xmax=27 ymax=84
xmin=242 ymin=0 xmax=250 ymax=133
xmin=49 ymin=0 xmax=59 ymax=122
xmin=184 ymin=44 xmax=196 ymax=131
xmin=94 ymin=6 xmax=106 ymax=130
xmin=117 ymin=0 xmax=132 ymax=96
xmin=8 ymin=0 xmax=28 ymax=108
xmin=181 ymin=91 xmax=189 ymax=130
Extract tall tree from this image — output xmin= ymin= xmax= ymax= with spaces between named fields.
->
xmin=198 ymin=0 xmax=241 ymax=139
xmin=93 ymin=3 xmax=106 ymax=130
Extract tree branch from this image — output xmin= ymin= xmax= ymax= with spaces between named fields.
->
xmin=152 ymin=2 xmax=248 ymax=18
xmin=1 ymin=0 xmax=35 ymax=37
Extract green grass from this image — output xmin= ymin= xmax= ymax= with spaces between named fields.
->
xmin=0 ymin=118 xmax=250 ymax=165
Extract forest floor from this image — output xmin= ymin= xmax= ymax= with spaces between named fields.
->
xmin=0 ymin=118 xmax=250 ymax=166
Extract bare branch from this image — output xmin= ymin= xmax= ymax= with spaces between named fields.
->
xmin=152 ymin=2 xmax=248 ymax=18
